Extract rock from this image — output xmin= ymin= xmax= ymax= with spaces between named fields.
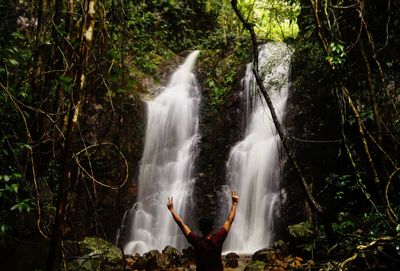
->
xmin=273 ymin=240 xmax=289 ymax=256
xmin=143 ymin=249 xmax=169 ymax=270
xmin=129 ymin=247 xmax=187 ymax=270
xmin=65 ymin=237 xmax=124 ymax=271
xmin=163 ymin=245 xmax=182 ymax=266
xmin=181 ymin=246 xmax=196 ymax=267
xmin=225 ymin=252 xmax=240 ymax=259
xmin=252 ymin=248 xmax=276 ymax=263
xmin=225 ymin=258 xmax=239 ymax=268
xmin=132 ymin=255 xmax=147 ymax=270
xmin=124 ymin=254 xmax=135 ymax=269
xmin=225 ymin=252 xmax=240 ymax=268
xmin=244 ymin=260 xmax=266 ymax=271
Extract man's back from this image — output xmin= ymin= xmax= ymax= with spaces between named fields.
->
xmin=187 ymin=228 xmax=228 ymax=271
xmin=167 ymin=192 xmax=238 ymax=271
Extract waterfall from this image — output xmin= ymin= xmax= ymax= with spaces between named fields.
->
xmin=223 ymin=42 xmax=292 ymax=253
xmin=123 ymin=51 xmax=201 ymax=255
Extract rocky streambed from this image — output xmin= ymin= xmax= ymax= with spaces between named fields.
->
xmin=63 ymin=237 xmax=313 ymax=271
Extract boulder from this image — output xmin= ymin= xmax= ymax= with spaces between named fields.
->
xmin=225 ymin=252 xmax=240 ymax=268
xmin=142 ymin=249 xmax=169 ymax=270
xmin=131 ymin=255 xmax=147 ymax=270
xmin=65 ymin=237 xmax=124 ymax=271
xmin=225 ymin=252 xmax=240 ymax=259
xmin=163 ymin=245 xmax=182 ymax=266
xmin=252 ymin=248 xmax=276 ymax=263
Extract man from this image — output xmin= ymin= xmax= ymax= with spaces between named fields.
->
xmin=167 ymin=191 xmax=239 ymax=271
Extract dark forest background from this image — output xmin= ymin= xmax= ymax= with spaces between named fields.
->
xmin=0 ymin=0 xmax=399 ymax=270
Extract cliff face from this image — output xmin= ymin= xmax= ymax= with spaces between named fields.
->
xmin=194 ymin=50 xmax=249 ymax=222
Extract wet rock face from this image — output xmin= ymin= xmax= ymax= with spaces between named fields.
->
xmin=194 ymin=54 xmax=247 ymax=222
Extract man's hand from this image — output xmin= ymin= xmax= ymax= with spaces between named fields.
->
xmin=232 ymin=191 xmax=239 ymax=205
xmin=167 ymin=196 xmax=174 ymax=211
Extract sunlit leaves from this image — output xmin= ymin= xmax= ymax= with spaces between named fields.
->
xmin=326 ymin=42 xmax=346 ymax=68
xmin=10 ymin=198 xmax=33 ymax=213
xmin=241 ymin=0 xmax=300 ymax=41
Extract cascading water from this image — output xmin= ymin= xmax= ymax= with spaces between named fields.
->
xmin=123 ymin=51 xmax=201 ymax=255
xmin=223 ymin=42 xmax=292 ymax=253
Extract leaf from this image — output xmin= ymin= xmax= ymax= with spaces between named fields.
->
xmin=22 ymin=144 xmax=32 ymax=151
xmin=0 ymin=224 xmax=9 ymax=233
xmin=11 ymin=31 xmax=24 ymax=39
xmin=396 ymin=224 xmax=400 ymax=232
xmin=12 ymin=172 xmax=22 ymax=179
xmin=115 ymin=88 xmax=127 ymax=94
xmin=11 ymin=199 xmax=32 ymax=213
xmin=8 ymin=59 xmax=19 ymax=66
xmin=9 ymin=183 xmax=19 ymax=193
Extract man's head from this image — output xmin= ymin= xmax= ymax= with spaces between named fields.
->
xmin=199 ymin=217 xmax=214 ymax=236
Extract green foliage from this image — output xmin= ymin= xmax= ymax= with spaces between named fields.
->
xmin=347 ymin=109 xmax=374 ymax=126
xmin=200 ymin=42 xmax=250 ymax=111
xmin=241 ymin=0 xmax=300 ymax=41
xmin=0 ymin=167 xmax=33 ymax=238
xmin=57 ymin=75 xmax=74 ymax=93
xmin=288 ymin=221 xmax=315 ymax=239
xmin=326 ymin=42 xmax=346 ymax=68
xmin=325 ymin=173 xmax=355 ymax=201
xmin=207 ymin=78 xmax=228 ymax=108
xmin=332 ymin=214 xmax=355 ymax=234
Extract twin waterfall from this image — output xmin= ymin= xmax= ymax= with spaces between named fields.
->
xmin=123 ymin=43 xmax=292 ymax=255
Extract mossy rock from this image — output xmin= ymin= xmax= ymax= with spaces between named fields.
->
xmin=252 ymin=248 xmax=276 ymax=263
xmin=244 ymin=260 xmax=266 ymax=271
xmin=65 ymin=237 xmax=124 ymax=271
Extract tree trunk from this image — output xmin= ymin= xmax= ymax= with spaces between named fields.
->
xmin=46 ymin=1 xmax=97 ymax=270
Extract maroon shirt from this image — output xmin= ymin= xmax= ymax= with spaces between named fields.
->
xmin=186 ymin=227 xmax=228 ymax=271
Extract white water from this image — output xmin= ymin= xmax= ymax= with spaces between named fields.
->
xmin=123 ymin=51 xmax=201 ymax=255
xmin=223 ymin=42 xmax=292 ymax=253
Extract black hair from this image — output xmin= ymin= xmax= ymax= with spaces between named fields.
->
xmin=199 ymin=217 xmax=214 ymax=236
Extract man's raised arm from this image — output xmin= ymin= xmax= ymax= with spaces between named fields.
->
xmin=223 ymin=191 xmax=239 ymax=232
xmin=167 ymin=197 xmax=191 ymax=236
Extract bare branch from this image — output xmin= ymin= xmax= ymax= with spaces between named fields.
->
xmin=231 ymin=0 xmax=326 ymax=216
